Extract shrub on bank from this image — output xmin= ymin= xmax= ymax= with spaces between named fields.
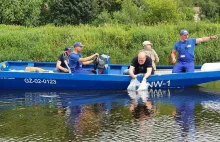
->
xmin=0 ymin=22 xmax=219 ymax=65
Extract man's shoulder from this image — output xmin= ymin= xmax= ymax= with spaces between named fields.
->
xmin=70 ymin=52 xmax=79 ymax=57
xmin=174 ymin=40 xmax=181 ymax=45
xmin=188 ymin=38 xmax=196 ymax=42
xmin=131 ymin=56 xmax=138 ymax=66
xmin=58 ymin=54 xmax=63 ymax=60
xmin=189 ymin=38 xmax=196 ymax=40
xmin=173 ymin=41 xmax=181 ymax=48
xmin=69 ymin=52 xmax=82 ymax=60
xmin=146 ymin=56 xmax=152 ymax=61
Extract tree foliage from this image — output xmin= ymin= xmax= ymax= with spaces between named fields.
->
xmin=49 ymin=0 xmax=99 ymax=25
xmin=194 ymin=0 xmax=220 ymax=22
xmin=0 ymin=0 xmax=43 ymax=26
xmin=0 ymin=0 xmax=219 ymax=26
xmin=145 ymin=0 xmax=182 ymax=24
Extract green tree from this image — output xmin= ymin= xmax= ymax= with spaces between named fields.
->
xmin=96 ymin=0 xmax=122 ymax=13
xmin=143 ymin=0 xmax=182 ymax=24
xmin=194 ymin=0 xmax=220 ymax=22
xmin=113 ymin=0 xmax=141 ymax=24
xmin=39 ymin=0 xmax=56 ymax=25
xmin=176 ymin=0 xmax=195 ymax=21
xmin=0 ymin=0 xmax=43 ymax=26
xmin=50 ymin=0 xmax=99 ymax=25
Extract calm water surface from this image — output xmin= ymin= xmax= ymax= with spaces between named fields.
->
xmin=0 ymin=88 xmax=220 ymax=142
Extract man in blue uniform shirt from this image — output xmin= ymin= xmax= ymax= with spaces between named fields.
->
xmin=171 ymin=29 xmax=218 ymax=73
xmin=69 ymin=42 xmax=99 ymax=74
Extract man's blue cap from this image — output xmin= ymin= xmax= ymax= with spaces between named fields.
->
xmin=180 ymin=29 xmax=189 ymax=35
xmin=64 ymin=46 xmax=72 ymax=52
xmin=73 ymin=42 xmax=85 ymax=47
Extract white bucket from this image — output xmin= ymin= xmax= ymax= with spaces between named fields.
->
xmin=201 ymin=63 xmax=220 ymax=71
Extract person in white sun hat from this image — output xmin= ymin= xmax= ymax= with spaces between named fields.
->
xmin=140 ymin=41 xmax=159 ymax=72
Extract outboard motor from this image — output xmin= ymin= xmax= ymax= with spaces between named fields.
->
xmin=0 ymin=62 xmax=10 ymax=71
xmin=95 ymin=54 xmax=110 ymax=74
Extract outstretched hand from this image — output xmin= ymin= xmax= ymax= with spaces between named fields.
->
xmin=93 ymin=55 xmax=99 ymax=64
xmin=211 ymin=35 xmax=218 ymax=40
xmin=94 ymin=53 xmax=99 ymax=57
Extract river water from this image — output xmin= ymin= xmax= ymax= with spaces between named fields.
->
xmin=0 ymin=88 xmax=220 ymax=142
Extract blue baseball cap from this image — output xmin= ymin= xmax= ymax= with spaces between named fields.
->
xmin=73 ymin=42 xmax=85 ymax=47
xmin=180 ymin=29 xmax=189 ymax=35
xmin=64 ymin=46 xmax=72 ymax=52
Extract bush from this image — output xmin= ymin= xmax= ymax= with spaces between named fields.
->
xmin=0 ymin=22 xmax=219 ymax=65
xmin=109 ymin=0 xmax=187 ymax=25
xmin=0 ymin=0 xmax=43 ymax=26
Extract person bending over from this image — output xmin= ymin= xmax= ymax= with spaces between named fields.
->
xmin=129 ymin=52 xmax=153 ymax=82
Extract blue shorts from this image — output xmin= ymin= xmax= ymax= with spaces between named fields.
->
xmin=172 ymin=62 xmax=194 ymax=73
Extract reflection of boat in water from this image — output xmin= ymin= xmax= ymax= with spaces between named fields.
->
xmin=0 ymin=88 xmax=219 ymax=108
xmin=1 ymin=88 xmax=220 ymax=141
xmin=0 ymin=90 xmax=130 ymax=109
xmin=148 ymin=88 xmax=220 ymax=103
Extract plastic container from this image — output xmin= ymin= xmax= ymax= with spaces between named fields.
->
xmin=201 ymin=63 xmax=220 ymax=71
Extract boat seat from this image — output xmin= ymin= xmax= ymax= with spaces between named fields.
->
xmin=154 ymin=69 xmax=201 ymax=75
xmin=121 ymin=66 xmax=128 ymax=75
xmin=28 ymin=62 xmax=35 ymax=67
xmin=155 ymin=69 xmax=172 ymax=75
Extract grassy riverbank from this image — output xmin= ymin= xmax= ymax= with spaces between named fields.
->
xmin=199 ymin=81 xmax=220 ymax=89
xmin=0 ymin=22 xmax=219 ymax=64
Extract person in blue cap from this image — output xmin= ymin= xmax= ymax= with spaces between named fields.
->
xmin=69 ymin=42 xmax=99 ymax=74
xmin=54 ymin=46 xmax=72 ymax=73
xmin=171 ymin=29 xmax=218 ymax=73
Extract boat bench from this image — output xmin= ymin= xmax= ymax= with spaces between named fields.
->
xmin=120 ymin=66 xmax=128 ymax=75
xmin=28 ymin=62 xmax=35 ymax=67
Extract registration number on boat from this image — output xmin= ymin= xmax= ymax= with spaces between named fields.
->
xmin=24 ymin=78 xmax=56 ymax=84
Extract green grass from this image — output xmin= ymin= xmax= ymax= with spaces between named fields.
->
xmin=0 ymin=22 xmax=219 ymax=64
xmin=199 ymin=81 xmax=220 ymax=89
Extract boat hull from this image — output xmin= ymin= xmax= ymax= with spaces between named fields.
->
xmin=1 ymin=61 xmax=220 ymax=90
xmin=1 ymin=70 xmax=220 ymax=90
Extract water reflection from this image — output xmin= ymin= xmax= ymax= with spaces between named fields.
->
xmin=172 ymin=96 xmax=196 ymax=141
xmin=0 ymin=88 xmax=220 ymax=141
xmin=128 ymin=90 xmax=155 ymax=120
xmin=127 ymin=89 xmax=196 ymax=141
